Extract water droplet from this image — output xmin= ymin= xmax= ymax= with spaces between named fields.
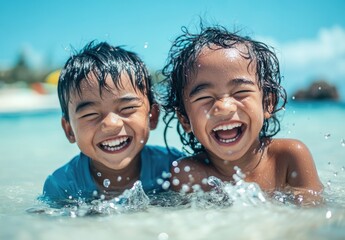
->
xmin=341 ymin=166 xmax=345 ymax=171
xmin=156 ymin=178 xmax=164 ymax=185
xmin=318 ymin=86 xmax=322 ymax=90
xmin=206 ymin=113 xmax=211 ymax=119
xmin=172 ymin=178 xmax=180 ymax=186
xmin=291 ymin=171 xmax=298 ymax=178
xmin=162 ymin=171 xmax=171 ymax=178
xmin=140 ymin=140 xmax=144 ymax=144
xmin=181 ymin=184 xmax=190 ymax=193
xmin=158 ymin=232 xmax=169 ymax=240
xmin=328 ymin=161 xmax=331 ymax=165
xmin=201 ymin=178 xmax=208 ymax=185
xmin=188 ymin=174 xmax=195 ymax=182
xmin=103 ymin=179 xmax=111 ymax=188
xmin=341 ymin=139 xmax=345 ymax=147
xmin=144 ymin=42 xmax=149 ymax=49
xmin=97 ymin=172 xmax=102 ymax=177
xmin=324 ymin=133 xmax=331 ymax=139
xmin=117 ymin=176 xmax=122 ymax=182
xmin=162 ymin=181 xmax=170 ymax=190
xmin=184 ymin=166 xmax=191 ymax=172
xmin=327 ymin=180 xmax=331 ymax=187
xmin=326 ymin=210 xmax=332 ymax=219
xmin=292 ymin=96 xmax=295 ymax=100
xmin=333 ymin=172 xmax=338 ymax=177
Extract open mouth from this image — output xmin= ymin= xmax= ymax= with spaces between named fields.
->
xmin=98 ymin=136 xmax=131 ymax=153
xmin=212 ymin=122 xmax=244 ymax=144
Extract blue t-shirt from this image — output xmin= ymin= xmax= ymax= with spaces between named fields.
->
xmin=41 ymin=145 xmax=182 ymax=204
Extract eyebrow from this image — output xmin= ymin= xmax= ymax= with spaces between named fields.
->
xmin=188 ymin=83 xmax=212 ymax=98
xmin=75 ymin=96 xmax=142 ymax=113
xmin=188 ymin=78 xmax=255 ymax=98
xmin=75 ymin=101 xmax=95 ymax=113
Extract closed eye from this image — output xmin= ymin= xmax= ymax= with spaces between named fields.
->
xmin=233 ymin=89 xmax=254 ymax=98
xmin=193 ymin=95 xmax=214 ymax=103
xmin=235 ymin=90 xmax=253 ymax=94
xmin=79 ymin=112 xmax=99 ymax=119
xmin=121 ymin=105 xmax=140 ymax=114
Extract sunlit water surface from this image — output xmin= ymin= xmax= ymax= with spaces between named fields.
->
xmin=1 ymin=102 xmax=345 ymax=240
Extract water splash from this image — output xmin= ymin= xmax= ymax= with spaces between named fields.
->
xmin=184 ymin=170 xmax=267 ymax=209
xmin=29 ymin=181 xmax=150 ymax=217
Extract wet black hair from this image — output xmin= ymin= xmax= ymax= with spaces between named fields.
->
xmin=160 ymin=24 xmax=287 ymax=154
xmin=58 ymin=41 xmax=154 ymax=121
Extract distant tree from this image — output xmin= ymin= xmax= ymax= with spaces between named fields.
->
xmin=0 ymin=51 xmax=49 ymax=85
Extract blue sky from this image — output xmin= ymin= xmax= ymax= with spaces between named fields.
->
xmin=1 ymin=0 xmax=345 ymax=98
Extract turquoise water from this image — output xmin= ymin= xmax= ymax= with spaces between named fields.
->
xmin=0 ymin=102 xmax=345 ymax=240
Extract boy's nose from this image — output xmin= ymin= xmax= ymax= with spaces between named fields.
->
xmin=101 ymin=112 xmax=123 ymax=133
xmin=211 ymin=97 xmax=237 ymax=116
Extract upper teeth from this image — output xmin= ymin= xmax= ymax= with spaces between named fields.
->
xmin=213 ymin=123 xmax=242 ymax=131
xmin=101 ymin=137 xmax=128 ymax=147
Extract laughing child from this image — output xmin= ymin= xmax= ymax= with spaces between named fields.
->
xmin=160 ymin=24 xmax=323 ymax=203
xmin=41 ymin=41 xmax=182 ymax=205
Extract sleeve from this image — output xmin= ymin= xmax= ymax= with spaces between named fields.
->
xmin=41 ymin=174 xmax=69 ymax=202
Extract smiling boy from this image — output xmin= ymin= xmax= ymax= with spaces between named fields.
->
xmin=41 ymin=41 xmax=182 ymax=205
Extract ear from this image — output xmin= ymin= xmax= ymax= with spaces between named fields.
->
xmin=264 ymin=93 xmax=275 ymax=119
xmin=149 ymin=104 xmax=160 ymax=130
xmin=264 ymin=111 xmax=271 ymax=119
xmin=176 ymin=111 xmax=192 ymax=133
xmin=61 ymin=117 xmax=76 ymax=143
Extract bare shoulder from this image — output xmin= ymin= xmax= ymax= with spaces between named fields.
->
xmin=268 ymin=138 xmax=323 ymax=191
xmin=170 ymin=153 xmax=212 ymax=192
xmin=269 ymin=138 xmax=311 ymax=160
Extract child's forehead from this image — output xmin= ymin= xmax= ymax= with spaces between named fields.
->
xmin=72 ymin=73 xmax=145 ymax=99
xmin=193 ymin=45 xmax=255 ymax=72
xmin=198 ymin=43 xmax=250 ymax=59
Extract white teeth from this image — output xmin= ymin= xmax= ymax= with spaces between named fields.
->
xmin=101 ymin=137 xmax=128 ymax=147
xmin=219 ymin=137 xmax=237 ymax=143
xmin=103 ymin=142 xmax=128 ymax=152
xmin=213 ymin=123 xmax=242 ymax=132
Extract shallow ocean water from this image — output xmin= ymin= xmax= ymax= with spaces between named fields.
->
xmin=1 ymin=101 xmax=345 ymax=240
